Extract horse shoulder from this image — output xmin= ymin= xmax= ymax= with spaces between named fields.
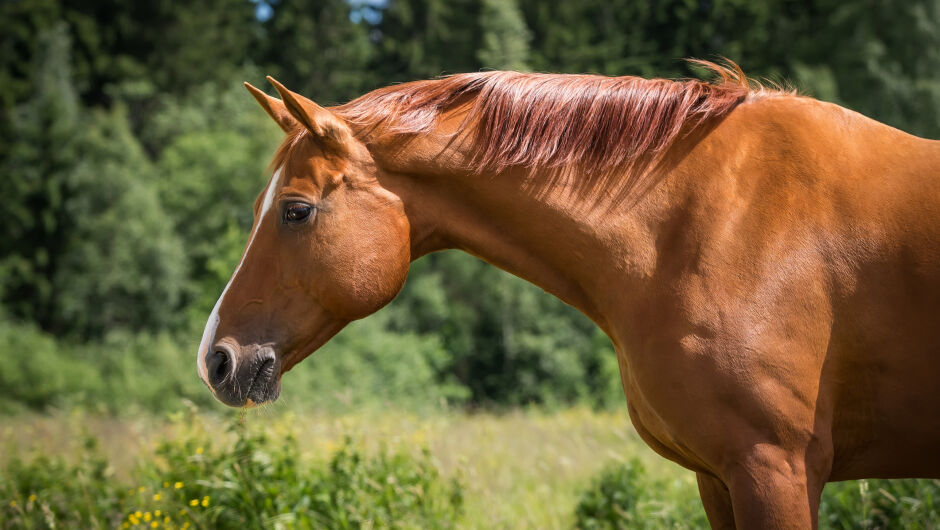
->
xmin=618 ymin=94 xmax=940 ymax=479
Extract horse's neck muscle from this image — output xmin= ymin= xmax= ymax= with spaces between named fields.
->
xmin=367 ymin=123 xmax=690 ymax=335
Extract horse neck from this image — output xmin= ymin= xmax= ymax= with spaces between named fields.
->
xmin=367 ymin=124 xmax=694 ymax=333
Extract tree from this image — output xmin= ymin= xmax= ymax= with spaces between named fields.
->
xmin=256 ymin=0 xmax=376 ymax=104
xmin=373 ymin=0 xmax=482 ymax=81
xmin=1 ymin=23 xmax=83 ymax=330
xmin=477 ymin=0 xmax=531 ymax=71
xmin=0 ymin=26 xmax=186 ymax=337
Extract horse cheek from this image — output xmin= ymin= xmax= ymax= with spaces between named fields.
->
xmin=315 ymin=208 xmax=410 ymax=320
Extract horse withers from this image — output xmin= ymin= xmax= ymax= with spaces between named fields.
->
xmin=196 ymin=62 xmax=940 ymax=528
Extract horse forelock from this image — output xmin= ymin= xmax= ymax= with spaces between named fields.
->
xmin=330 ymin=60 xmax=781 ymax=184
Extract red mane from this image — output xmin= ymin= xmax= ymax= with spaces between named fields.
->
xmin=334 ymin=61 xmax=774 ymax=185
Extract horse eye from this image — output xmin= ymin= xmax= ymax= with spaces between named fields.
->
xmin=284 ymin=202 xmax=313 ymax=224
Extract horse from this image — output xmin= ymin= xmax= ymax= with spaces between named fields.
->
xmin=196 ymin=61 xmax=940 ymax=528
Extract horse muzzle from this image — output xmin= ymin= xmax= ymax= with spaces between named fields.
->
xmin=204 ymin=342 xmax=281 ymax=407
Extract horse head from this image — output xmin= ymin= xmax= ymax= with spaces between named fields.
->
xmin=196 ymin=78 xmax=411 ymax=407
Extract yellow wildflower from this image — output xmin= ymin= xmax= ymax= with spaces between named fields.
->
xmin=164 ymin=516 xmax=170 ymax=524
xmin=138 ymin=486 xmax=146 ymax=493
xmin=122 ymin=523 xmax=130 ymax=529
xmin=201 ymin=496 xmax=209 ymax=507
xmin=144 ymin=511 xmax=152 ymax=522
xmin=155 ymin=510 xmax=161 ymax=517
xmin=163 ymin=482 xmax=169 ymax=488
xmin=178 ymin=509 xmax=186 ymax=516
xmin=135 ymin=511 xmax=143 ymax=518
xmin=174 ymin=482 xmax=184 ymax=489
xmin=153 ymin=493 xmax=161 ymax=501
xmin=182 ymin=523 xmax=190 ymax=530
xmin=195 ymin=447 xmax=203 ymax=455
xmin=151 ymin=521 xmax=159 ymax=528
xmin=189 ymin=499 xmax=199 ymax=507
xmin=129 ymin=515 xmax=140 ymax=525
xmin=28 ymin=494 xmax=36 ymax=502
xmin=9 ymin=500 xmax=16 ymax=508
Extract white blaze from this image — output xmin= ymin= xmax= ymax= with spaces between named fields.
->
xmin=197 ymin=168 xmax=284 ymax=384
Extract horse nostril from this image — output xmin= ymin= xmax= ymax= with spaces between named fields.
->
xmin=206 ymin=349 xmax=232 ymax=388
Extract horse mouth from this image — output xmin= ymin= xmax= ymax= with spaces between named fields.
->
xmin=245 ymin=356 xmax=280 ymax=406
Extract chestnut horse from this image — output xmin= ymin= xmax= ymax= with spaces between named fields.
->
xmin=197 ymin=62 xmax=940 ymax=528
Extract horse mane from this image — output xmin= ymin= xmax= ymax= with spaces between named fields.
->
xmin=268 ymin=61 xmax=781 ymax=195
xmin=328 ymin=60 xmax=774 ymax=185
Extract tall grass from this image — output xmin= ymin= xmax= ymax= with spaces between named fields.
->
xmin=1 ymin=406 xmax=650 ymax=529
xmin=1 ymin=409 xmax=463 ymax=529
xmin=2 ymin=407 xmax=938 ymax=529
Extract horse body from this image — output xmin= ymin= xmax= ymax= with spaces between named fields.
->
xmin=199 ymin=66 xmax=940 ymax=528
xmin=369 ymin=91 xmax=940 ymax=527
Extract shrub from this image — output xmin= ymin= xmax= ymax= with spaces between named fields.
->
xmin=0 ymin=417 xmax=463 ymax=529
xmin=574 ymin=459 xmax=707 ymax=529
xmin=0 ymin=319 xmax=102 ymax=413
xmin=0 ymin=313 xmax=469 ymax=415
xmin=819 ymin=478 xmax=940 ymax=529
xmin=0 ymin=435 xmax=131 ymax=528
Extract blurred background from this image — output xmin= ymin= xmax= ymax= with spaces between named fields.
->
xmin=1 ymin=0 xmax=938 ymax=528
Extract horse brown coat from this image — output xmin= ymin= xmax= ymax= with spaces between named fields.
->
xmin=198 ymin=64 xmax=940 ymax=528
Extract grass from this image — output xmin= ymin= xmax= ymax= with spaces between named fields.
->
xmin=1 ymin=404 xmax=687 ymax=529
xmin=2 ymin=405 xmax=938 ymax=529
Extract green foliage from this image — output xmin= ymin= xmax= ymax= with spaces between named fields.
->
xmin=0 ymin=319 xmax=100 ymax=413
xmin=52 ymin=105 xmax=187 ymax=336
xmin=0 ymin=317 xmax=216 ymax=415
xmin=0 ymin=313 xmax=463 ymax=416
xmin=477 ymin=0 xmax=530 ymax=70
xmin=574 ymin=459 xmax=708 ymax=529
xmin=0 ymin=23 xmax=79 ymax=326
xmin=375 ymin=0 xmax=483 ymax=79
xmin=819 ymin=479 xmax=940 ymax=529
xmin=256 ymin=0 xmax=377 ymax=103
xmin=67 ymin=329 xmax=218 ymax=414
xmin=1 ymin=26 xmax=185 ymax=337
xmin=0 ymin=0 xmax=257 ymax=109
xmin=1 ymin=435 xmax=130 ymax=528
xmin=0 ymin=417 xmax=463 ymax=529
xmin=0 ymin=0 xmax=61 ymax=110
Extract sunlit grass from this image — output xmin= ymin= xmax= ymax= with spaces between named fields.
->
xmin=5 ymin=406 xmax=935 ymax=529
xmin=1 ymin=404 xmax=688 ymax=529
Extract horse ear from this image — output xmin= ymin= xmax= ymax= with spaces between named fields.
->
xmin=266 ymin=76 xmax=351 ymax=149
xmin=244 ymin=82 xmax=297 ymax=133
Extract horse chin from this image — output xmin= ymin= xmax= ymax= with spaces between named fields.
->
xmin=242 ymin=396 xmax=274 ymax=409
xmin=241 ymin=391 xmax=280 ymax=409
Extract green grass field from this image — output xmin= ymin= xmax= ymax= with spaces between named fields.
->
xmin=2 ymin=406 xmax=939 ymax=529
xmin=2 ymin=406 xmax=666 ymax=528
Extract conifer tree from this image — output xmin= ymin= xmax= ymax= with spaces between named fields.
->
xmin=477 ymin=0 xmax=531 ymax=71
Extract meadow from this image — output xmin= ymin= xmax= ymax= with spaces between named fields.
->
xmin=3 ymin=405 xmax=939 ymax=529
